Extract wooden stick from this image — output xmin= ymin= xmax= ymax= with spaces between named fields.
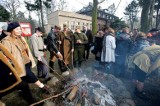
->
xmin=30 ymin=86 xmax=74 ymax=106
xmin=42 ymin=61 xmax=65 ymax=80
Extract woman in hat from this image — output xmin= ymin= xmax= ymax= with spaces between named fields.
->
xmin=0 ymin=44 xmax=34 ymax=104
xmin=1 ymin=22 xmax=51 ymax=94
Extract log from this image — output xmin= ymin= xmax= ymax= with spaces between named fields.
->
xmin=67 ymin=86 xmax=78 ymax=101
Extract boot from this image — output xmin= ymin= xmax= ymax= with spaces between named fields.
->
xmin=49 ymin=61 xmax=54 ymax=73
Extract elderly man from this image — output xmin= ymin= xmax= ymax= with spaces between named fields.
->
xmin=131 ymin=45 xmax=160 ymax=99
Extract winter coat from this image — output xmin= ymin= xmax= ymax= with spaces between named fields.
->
xmin=30 ymin=33 xmax=45 ymax=58
xmin=0 ymin=44 xmax=22 ymax=93
xmin=82 ymin=29 xmax=93 ymax=45
xmin=116 ymin=33 xmax=131 ymax=65
xmin=1 ymin=36 xmax=36 ymax=77
xmin=73 ymin=32 xmax=88 ymax=47
xmin=93 ymin=36 xmax=103 ymax=61
xmin=47 ymin=30 xmax=59 ymax=54
xmin=101 ymin=33 xmax=116 ymax=63
xmin=130 ymin=38 xmax=150 ymax=56
xmin=58 ymin=30 xmax=74 ymax=65
xmin=132 ymin=45 xmax=160 ymax=74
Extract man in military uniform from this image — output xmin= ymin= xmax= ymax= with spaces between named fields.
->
xmin=73 ymin=26 xmax=88 ymax=68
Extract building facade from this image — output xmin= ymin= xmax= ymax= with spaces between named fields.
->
xmin=46 ymin=10 xmax=106 ymax=33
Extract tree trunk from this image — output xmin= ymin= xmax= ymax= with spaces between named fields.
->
xmin=140 ymin=0 xmax=152 ymax=33
xmin=12 ymin=3 xmax=17 ymax=21
xmin=40 ymin=0 xmax=45 ymax=31
xmin=149 ymin=0 xmax=155 ymax=29
xmin=92 ymin=0 xmax=98 ymax=36
xmin=156 ymin=3 xmax=160 ymax=28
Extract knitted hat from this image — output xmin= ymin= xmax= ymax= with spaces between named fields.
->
xmin=7 ymin=22 xmax=20 ymax=32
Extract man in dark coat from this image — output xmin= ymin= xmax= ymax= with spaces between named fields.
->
xmin=47 ymin=26 xmax=63 ymax=73
xmin=82 ymin=26 xmax=93 ymax=60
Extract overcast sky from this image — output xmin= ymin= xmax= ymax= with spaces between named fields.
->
xmin=66 ymin=0 xmax=132 ymax=18
xmin=21 ymin=0 xmax=132 ymax=20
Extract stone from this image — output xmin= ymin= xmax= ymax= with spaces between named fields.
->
xmin=47 ymin=77 xmax=59 ymax=87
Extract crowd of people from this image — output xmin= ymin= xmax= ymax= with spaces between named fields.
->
xmin=0 ymin=21 xmax=160 ymax=105
xmin=92 ymin=26 xmax=160 ymax=99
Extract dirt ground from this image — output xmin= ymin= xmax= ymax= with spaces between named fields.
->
xmin=1 ymin=53 xmax=160 ymax=106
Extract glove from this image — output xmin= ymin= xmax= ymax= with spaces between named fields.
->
xmin=38 ymin=57 xmax=42 ymax=61
xmin=41 ymin=85 xmax=52 ymax=94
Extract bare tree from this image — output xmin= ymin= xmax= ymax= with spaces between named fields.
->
xmin=0 ymin=0 xmax=21 ymax=21
xmin=107 ymin=3 xmax=116 ymax=15
xmin=57 ymin=0 xmax=68 ymax=11
xmin=50 ymin=0 xmax=58 ymax=12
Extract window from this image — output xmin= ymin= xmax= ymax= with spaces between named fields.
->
xmin=71 ymin=21 xmax=74 ymax=30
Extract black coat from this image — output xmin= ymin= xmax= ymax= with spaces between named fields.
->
xmin=82 ymin=30 xmax=93 ymax=45
xmin=47 ymin=30 xmax=59 ymax=53
xmin=93 ymin=36 xmax=103 ymax=61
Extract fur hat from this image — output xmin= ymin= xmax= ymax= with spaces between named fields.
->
xmin=7 ymin=22 xmax=20 ymax=32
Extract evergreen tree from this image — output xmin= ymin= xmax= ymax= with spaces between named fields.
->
xmin=0 ymin=5 xmax=10 ymax=21
xmin=25 ymin=0 xmax=51 ymax=32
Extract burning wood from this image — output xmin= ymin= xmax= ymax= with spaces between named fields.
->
xmin=67 ymin=86 xmax=79 ymax=101
xmin=29 ymin=68 xmax=135 ymax=106
xmin=63 ymin=76 xmax=117 ymax=106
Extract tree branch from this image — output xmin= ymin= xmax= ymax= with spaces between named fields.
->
xmin=98 ymin=0 xmax=106 ymax=4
